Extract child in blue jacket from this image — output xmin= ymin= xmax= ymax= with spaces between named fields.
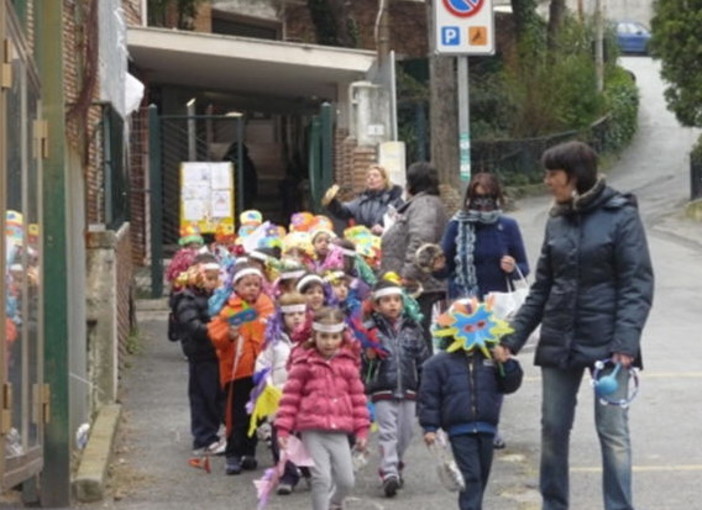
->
xmin=418 ymin=304 xmax=522 ymax=510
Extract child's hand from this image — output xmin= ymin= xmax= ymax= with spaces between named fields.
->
xmin=424 ymin=432 xmax=437 ymax=446
xmin=364 ymin=348 xmax=377 ymax=360
xmin=354 ymin=437 xmax=368 ymax=452
xmin=278 ymin=435 xmax=288 ymax=451
xmin=228 ymin=325 xmax=240 ymax=340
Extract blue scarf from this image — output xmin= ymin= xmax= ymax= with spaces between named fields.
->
xmin=453 ymin=209 xmax=502 ymax=298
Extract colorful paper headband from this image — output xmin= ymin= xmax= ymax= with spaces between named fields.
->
xmin=240 ymin=209 xmax=263 ymax=226
xmin=296 ymin=274 xmax=324 ymax=292
xmin=233 ymin=267 xmax=263 ymax=283
xmin=201 ymin=262 xmax=220 ymax=271
xmin=323 ymin=271 xmax=347 ymax=284
xmin=373 ymin=286 xmax=403 ymax=300
xmin=280 ymin=304 xmax=307 ymax=314
xmin=312 ymin=322 xmax=345 ymax=333
xmin=432 ymin=297 xmax=513 ymax=358
xmin=280 ymin=269 xmax=306 ymax=280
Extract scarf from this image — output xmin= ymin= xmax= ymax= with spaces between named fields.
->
xmin=453 ymin=209 xmax=502 ymax=298
xmin=549 ymin=176 xmax=607 ymax=216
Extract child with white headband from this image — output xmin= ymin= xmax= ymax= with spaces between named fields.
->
xmin=362 ymin=277 xmax=430 ymax=498
xmin=254 ymin=292 xmax=308 ymax=495
xmin=275 ymin=307 xmax=370 ymax=510
xmin=207 ymin=263 xmax=275 ymax=475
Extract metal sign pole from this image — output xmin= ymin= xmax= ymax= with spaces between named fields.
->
xmin=458 ymin=55 xmax=471 ymax=194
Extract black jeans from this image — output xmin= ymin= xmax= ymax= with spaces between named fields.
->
xmin=188 ymin=358 xmax=224 ymax=449
xmin=224 ymin=377 xmax=258 ymax=459
xmin=450 ymin=432 xmax=494 ymax=510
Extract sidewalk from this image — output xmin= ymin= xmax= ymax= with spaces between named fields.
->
xmin=81 ymin=299 xmax=539 ymax=510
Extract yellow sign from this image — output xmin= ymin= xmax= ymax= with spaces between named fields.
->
xmin=179 ymin=162 xmax=235 ymax=235
xmin=469 ymin=26 xmax=487 ymax=46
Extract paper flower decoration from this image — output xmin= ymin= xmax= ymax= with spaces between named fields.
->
xmin=289 ymin=211 xmax=315 ymax=232
xmin=432 ymin=297 xmax=513 ymax=358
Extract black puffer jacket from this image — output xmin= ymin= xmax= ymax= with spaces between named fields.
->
xmin=418 ymin=352 xmax=522 ymax=436
xmin=502 ymin=181 xmax=654 ymax=369
xmin=362 ymin=314 xmax=429 ymax=400
xmin=175 ymin=287 xmax=217 ymax=362
xmin=326 ymin=185 xmax=404 ymax=229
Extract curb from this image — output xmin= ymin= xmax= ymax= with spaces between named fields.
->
xmin=73 ymin=403 xmax=122 ymax=502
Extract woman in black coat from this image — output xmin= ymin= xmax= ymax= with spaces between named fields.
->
xmin=493 ymin=141 xmax=654 ymax=510
xmin=322 ymin=164 xmax=404 ymax=234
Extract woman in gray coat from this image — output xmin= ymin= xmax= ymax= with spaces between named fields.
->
xmin=381 ymin=161 xmax=449 ymax=351
xmin=493 ymin=141 xmax=654 ymax=510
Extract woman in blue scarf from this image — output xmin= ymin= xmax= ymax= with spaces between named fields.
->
xmin=433 ymin=173 xmax=529 ymax=450
xmin=435 ymin=173 xmax=529 ymax=301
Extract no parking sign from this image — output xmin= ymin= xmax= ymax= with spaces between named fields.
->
xmin=434 ymin=0 xmax=495 ymax=55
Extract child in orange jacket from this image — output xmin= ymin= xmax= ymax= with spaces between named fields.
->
xmin=208 ymin=263 xmax=275 ymax=475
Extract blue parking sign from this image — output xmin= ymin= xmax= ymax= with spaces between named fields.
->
xmin=441 ymin=26 xmax=461 ymax=46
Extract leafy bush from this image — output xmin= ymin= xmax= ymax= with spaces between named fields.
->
xmin=602 ymin=67 xmax=639 ymax=152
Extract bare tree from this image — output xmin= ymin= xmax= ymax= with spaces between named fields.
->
xmin=547 ymin=0 xmax=567 ymax=51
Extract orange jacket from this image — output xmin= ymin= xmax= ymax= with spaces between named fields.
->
xmin=207 ymin=292 xmax=275 ymax=386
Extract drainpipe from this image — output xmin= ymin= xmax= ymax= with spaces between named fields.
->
xmin=375 ymin=0 xmax=390 ymax=66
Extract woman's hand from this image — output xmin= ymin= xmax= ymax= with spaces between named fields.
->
xmin=321 ymin=184 xmax=340 ymax=207
xmin=500 ymin=255 xmax=517 ymax=273
xmin=424 ymin=432 xmax=437 ymax=446
xmin=612 ymin=352 xmax=634 ymax=368
xmin=432 ymin=253 xmax=446 ymax=272
xmin=371 ymin=224 xmax=384 ymax=235
xmin=492 ymin=344 xmax=512 ymax=363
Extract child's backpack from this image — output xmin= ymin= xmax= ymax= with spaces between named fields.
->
xmin=167 ymin=290 xmax=185 ymax=342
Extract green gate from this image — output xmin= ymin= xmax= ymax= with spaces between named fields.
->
xmin=147 ymin=105 xmax=245 ymax=298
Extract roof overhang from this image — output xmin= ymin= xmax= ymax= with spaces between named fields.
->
xmin=127 ymin=27 xmax=377 ymax=102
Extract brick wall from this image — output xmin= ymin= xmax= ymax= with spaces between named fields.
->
xmin=122 ymin=0 xmax=144 ymax=25
xmin=129 ymin=108 xmax=149 ymax=266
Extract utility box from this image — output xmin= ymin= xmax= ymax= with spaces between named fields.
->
xmin=349 ymin=81 xmax=392 ymax=147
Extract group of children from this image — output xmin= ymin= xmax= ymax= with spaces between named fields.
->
xmin=166 ymin=210 xmax=522 ymax=510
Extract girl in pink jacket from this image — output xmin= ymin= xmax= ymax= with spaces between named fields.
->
xmin=275 ymin=307 xmax=370 ymax=510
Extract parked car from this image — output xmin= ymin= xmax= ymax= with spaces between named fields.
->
xmin=615 ymin=21 xmax=651 ymax=54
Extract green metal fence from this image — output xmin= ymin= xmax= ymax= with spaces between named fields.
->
xmin=307 ymin=102 xmax=334 ymax=213
xmin=147 ymin=105 xmax=244 ymax=297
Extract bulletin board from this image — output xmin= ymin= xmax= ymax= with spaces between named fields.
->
xmin=179 ymin=162 xmax=235 ymax=234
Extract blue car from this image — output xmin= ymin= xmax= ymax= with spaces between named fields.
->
xmin=615 ymin=21 xmax=651 ymax=54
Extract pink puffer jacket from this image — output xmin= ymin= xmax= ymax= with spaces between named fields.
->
xmin=275 ymin=347 xmax=370 ymax=440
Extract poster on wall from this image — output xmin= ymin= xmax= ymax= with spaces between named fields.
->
xmin=180 ymin=162 xmax=235 ymax=236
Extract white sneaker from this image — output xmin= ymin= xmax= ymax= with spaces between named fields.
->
xmin=193 ymin=438 xmax=226 ymax=456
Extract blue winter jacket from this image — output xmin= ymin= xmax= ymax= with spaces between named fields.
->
xmin=501 ymin=183 xmax=654 ymax=369
xmin=437 ymin=215 xmax=529 ymax=300
xmin=361 ymin=314 xmax=430 ymax=401
xmin=418 ymin=351 xmax=520 ymax=437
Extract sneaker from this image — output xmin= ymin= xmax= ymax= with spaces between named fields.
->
xmin=277 ymin=482 xmax=293 ymax=495
xmin=241 ymin=456 xmax=258 ymax=471
xmin=192 ymin=438 xmax=226 ymax=456
xmin=225 ymin=457 xmax=242 ymax=475
xmin=382 ymin=476 xmax=400 ymax=498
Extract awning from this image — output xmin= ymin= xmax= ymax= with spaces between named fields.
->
xmin=127 ymin=26 xmax=377 ymax=102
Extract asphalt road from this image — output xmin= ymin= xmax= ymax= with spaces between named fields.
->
xmin=83 ymin=56 xmax=702 ymax=510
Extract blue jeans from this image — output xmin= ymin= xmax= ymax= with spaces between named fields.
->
xmin=450 ymin=433 xmax=494 ymax=510
xmin=540 ymin=366 xmax=633 ymax=510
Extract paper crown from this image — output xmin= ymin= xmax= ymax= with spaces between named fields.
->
xmin=214 ymin=223 xmax=236 ymax=242
xmin=240 ymin=209 xmax=263 ymax=227
xmin=432 ymin=297 xmax=513 ymax=358
xmin=289 ymin=212 xmax=315 ymax=232
xmin=282 ymin=231 xmax=313 ymax=255
xmin=178 ymin=224 xmax=204 ymax=246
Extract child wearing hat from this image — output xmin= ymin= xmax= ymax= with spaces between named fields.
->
xmin=418 ymin=298 xmax=522 ymax=510
xmin=207 ymin=262 xmax=275 ymax=475
xmin=361 ymin=278 xmax=430 ymax=497
xmin=174 ymin=253 xmax=226 ymax=456
xmin=254 ymin=292 xmax=308 ymax=495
